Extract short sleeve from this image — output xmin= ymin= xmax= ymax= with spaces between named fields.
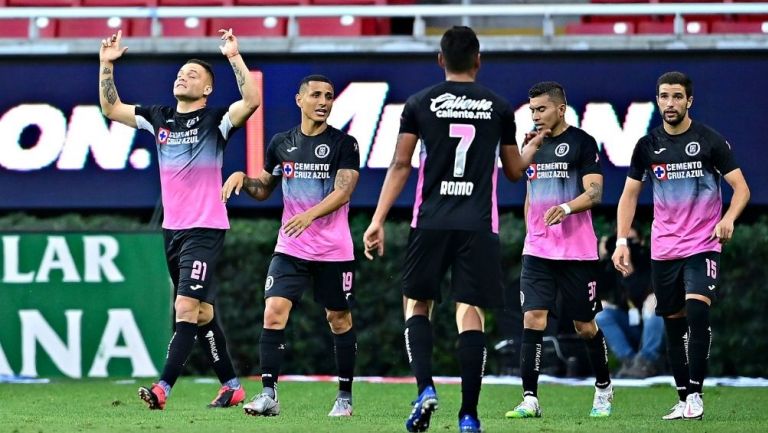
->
xmin=499 ymin=101 xmax=517 ymax=146
xmin=338 ymin=135 xmax=360 ymax=171
xmin=134 ymin=105 xmax=164 ymax=134
xmin=627 ymin=137 xmax=649 ymax=181
xmin=578 ymin=133 xmax=602 ymax=177
xmin=264 ymin=134 xmax=282 ymax=176
xmin=399 ymin=95 xmax=420 ymax=136
xmin=711 ymin=137 xmax=739 ymax=176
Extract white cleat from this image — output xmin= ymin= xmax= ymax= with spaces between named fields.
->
xmin=590 ymin=385 xmax=613 ymax=417
xmin=683 ymin=392 xmax=703 ymax=420
xmin=243 ymin=392 xmax=280 ymax=416
xmin=662 ymin=400 xmax=686 ymax=420
xmin=328 ymin=397 xmax=353 ymax=417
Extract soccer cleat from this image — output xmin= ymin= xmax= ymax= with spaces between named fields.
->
xmin=662 ymin=401 xmax=687 ymax=420
xmin=243 ymin=392 xmax=280 ymax=416
xmin=207 ymin=385 xmax=246 ymax=408
xmin=683 ymin=392 xmax=704 ymax=420
xmin=405 ymin=385 xmax=439 ymax=432
xmin=458 ymin=414 xmax=482 ymax=432
xmin=589 ymin=385 xmax=613 ymax=417
xmin=138 ymin=383 xmax=167 ymax=410
xmin=505 ymin=395 xmax=541 ymax=419
xmin=328 ymin=397 xmax=353 ymax=417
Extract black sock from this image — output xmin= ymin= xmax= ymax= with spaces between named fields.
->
xmin=159 ymin=321 xmax=197 ymax=388
xmin=585 ymin=328 xmax=611 ymax=388
xmin=520 ymin=328 xmax=544 ymax=398
xmin=260 ymin=328 xmax=286 ymax=391
xmin=664 ymin=317 xmax=690 ymax=401
xmin=333 ymin=328 xmax=357 ymax=394
xmin=404 ymin=315 xmax=434 ymax=394
xmin=686 ymin=300 xmax=711 ymax=395
xmin=197 ymin=317 xmax=237 ymax=384
xmin=457 ymin=330 xmax=486 ymax=419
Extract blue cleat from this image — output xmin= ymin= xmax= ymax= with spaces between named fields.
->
xmin=459 ymin=414 xmax=482 ymax=432
xmin=405 ymin=386 xmax=438 ymax=432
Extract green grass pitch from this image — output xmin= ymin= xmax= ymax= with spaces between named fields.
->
xmin=1 ymin=379 xmax=767 ymax=432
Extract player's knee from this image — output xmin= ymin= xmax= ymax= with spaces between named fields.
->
xmin=263 ymin=297 xmax=291 ymax=328
xmin=174 ymin=296 xmax=201 ymax=322
xmin=197 ymin=303 xmax=214 ymax=325
xmin=523 ymin=310 xmax=547 ymax=330
xmin=574 ymin=320 xmax=597 ymax=339
xmin=326 ymin=310 xmax=352 ymax=333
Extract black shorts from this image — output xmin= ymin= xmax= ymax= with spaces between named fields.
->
xmin=402 ymin=228 xmax=502 ymax=308
xmin=164 ymin=228 xmax=225 ymax=304
xmin=265 ymin=253 xmax=355 ymax=312
xmin=520 ymin=255 xmax=601 ymax=322
xmin=651 ymin=251 xmax=719 ymax=316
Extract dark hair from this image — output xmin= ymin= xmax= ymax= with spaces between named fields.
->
xmin=440 ymin=26 xmax=479 ymax=73
xmin=657 ymin=71 xmax=692 ymax=98
xmin=528 ymin=81 xmax=567 ymax=104
xmin=185 ymin=58 xmax=215 ymax=87
xmin=298 ymin=74 xmax=334 ymax=93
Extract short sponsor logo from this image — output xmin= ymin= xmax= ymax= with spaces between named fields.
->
xmin=555 ymin=142 xmax=569 ymax=157
xmin=520 ymin=291 xmax=525 ymax=306
xmin=685 ymin=141 xmax=701 ymax=156
xmin=315 ymin=144 xmax=330 ymax=159
xmin=265 ymin=275 xmax=274 ymax=291
xmin=708 ymin=284 xmax=716 ymax=291
xmin=158 ymin=128 xmax=170 ymax=144
xmin=190 ymin=284 xmax=203 ymax=291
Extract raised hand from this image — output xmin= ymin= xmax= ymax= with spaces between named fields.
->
xmin=100 ymin=30 xmax=128 ymax=62
xmin=218 ymin=28 xmax=240 ymax=58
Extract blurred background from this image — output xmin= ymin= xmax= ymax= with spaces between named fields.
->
xmin=0 ymin=0 xmax=766 ymax=382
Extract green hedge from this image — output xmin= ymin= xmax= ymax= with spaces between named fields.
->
xmin=1 ymin=212 xmax=765 ymax=377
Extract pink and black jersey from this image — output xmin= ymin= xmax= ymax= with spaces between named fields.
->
xmin=265 ymin=125 xmax=359 ymax=262
xmin=628 ymin=121 xmax=739 ymax=260
xmin=523 ymin=126 xmax=601 ymax=260
xmin=400 ymin=81 xmax=517 ymax=233
xmin=135 ymin=105 xmax=237 ymax=230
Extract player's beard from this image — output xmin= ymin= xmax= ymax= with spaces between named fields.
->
xmin=663 ymin=107 xmax=687 ymax=126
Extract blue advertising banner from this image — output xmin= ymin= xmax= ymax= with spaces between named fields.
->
xmin=0 ymin=51 xmax=765 ymax=209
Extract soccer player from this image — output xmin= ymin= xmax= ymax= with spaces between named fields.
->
xmin=612 ymin=71 xmax=750 ymax=420
xmin=505 ymin=81 xmax=614 ymax=420
xmin=98 ymin=29 xmax=260 ymax=409
xmin=362 ymin=26 xmax=542 ymax=433
xmin=221 ymin=75 xmax=360 ymax=418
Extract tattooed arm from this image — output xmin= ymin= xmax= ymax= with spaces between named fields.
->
xmin=281 ymin=169 xmax=360 ymax=238
xmin=221 ymin=170 xmax=278 ymax=202
xmin=98 ymin=30 xmax=137 ymax=127
xmin=543 ymin=173 xmax=603 ymax=226
xmin=218 ymin=28 xmax=261 ymax=128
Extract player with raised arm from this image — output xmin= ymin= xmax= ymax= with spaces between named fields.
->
xmin=99 ymin=28 xmax=260 ymax=410
xmin=362 ymin=26 xmax=542 ymax=433
xmin=613 ymin=71 xmax=749 ymax=420
xmin=221 ymin=74 xmax=360 ymax=418
xmin=505 ymin=81 xmax=614 ymax=420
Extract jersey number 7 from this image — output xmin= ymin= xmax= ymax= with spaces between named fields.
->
xmin=450 ymin=123 xmax=476 ymax=178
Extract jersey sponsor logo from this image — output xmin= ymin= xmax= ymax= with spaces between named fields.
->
xmin=529 ymin=162 xmax=570 ymax=180
xmin=439 ymin=180 xmax=474 ymax=196
xmin=288 ymin=162 xmax=331 ymax=179
xmin=185 ymin=116 xmax=199 ymax=128
xmin=555 ymin=142 xmax=570 ymax=157
xmin=429 ymin=92 xmax=493 ymax=120
xmin=164 ymin=128 xmax=199 ymax=145
xmin=653 ymin=147 xmax=667 ymax=154
xmin=314 ymin=143 xmax=330 ymax=159
xmin=265 ymin=275 xmax=274 ymax=291
xmin=157 ymin=128 xmax=170 ymax=144
xmin=282 ymin=161 xmax=295 ymax=178
xmin=286 ymin=146 xmax=298 ymax=153
xmin=526 ymin=164 xmax=537 ymax=180
xmin=685 ymin=141 xmax=701 ymax=156
xmin=652 ymin=161 xmax=704 ymax=181
xmin=165 ymin=119 xmax=175 ymax=124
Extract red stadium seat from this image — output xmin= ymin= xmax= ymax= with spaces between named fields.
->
xmin=210 ymin=17 xmax=288 ymax=37
xmin=0 ymin=19 xmax=32 ymax=38
xmin=298 ymin=16 xmax=365 ymax=36
xmin=564 ymin=22 xmax=636 ymax=35
xmin=81 ymin=0 xmax=156 ymax=5
xmin=636 ymin=20 xmax=709 ymax=34
xmin=160 ymin=17 xmax=208 ymax=36
xmin=158 ymin=0 xmax=230 ymax=4
xmin=55 ymin=17 xmax=127 ymax=37
xmin=310 ymin=0 xmax=384 ymax=4
xmin=234 ymin=0 xmax=308 ymax=4
xmin=711 ymin=20 xmax=768 ymax=33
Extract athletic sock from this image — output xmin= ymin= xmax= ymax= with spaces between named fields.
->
xmin=457 ymin=330 xmax=486 ymax=419
xmin=664 ymin=316 xmax=690 ymax=401
xmin=333 ymin=328 xmax=357 ymax=394
xmin=404 ymin=315 xmax=435 ymax=394
xmin=260 ymin=328 xmax=286 ymax=391
xmin=197 ymin=317 xmax=238 ymax=385
xmin=585 ymin=328 xmax=611 ymax=389
xmin=686 ymin=299 xmax=711 ymax=395
xmin=159 ymin=321 xmax=197 ymax=388
xmin=520 ymin=328 xmax=544 ymax=398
